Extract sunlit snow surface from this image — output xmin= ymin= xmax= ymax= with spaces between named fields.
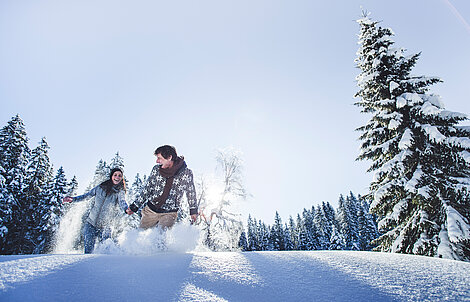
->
xmin=1 ymin=251 xmax=469 ymax=301
xmin=0 ymin=254 xmax=94 ymax=291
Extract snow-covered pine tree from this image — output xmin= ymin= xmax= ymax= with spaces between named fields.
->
xmin=270 ymin=211 xmax=286 ymax=251
xmin=356 ymin=196 xmax=380 ymax=251
xmin=42 ymin=166 xmax=69 ymax=252
xmin=310 ymin=207 xmax=324 ymax=250
xmin=329 ymin=224 xmax=346 ymax=250
xmin=322 ymin=202 xmax=337 ymax=227
xmin=23 ymin=137 xmax=54 ymax=253
xmin=300 ymin=208 xmax=312 ymax=250
xmin=287 ymin=215 xmax=298 ymax=250
xmin=110 ymin=152 xmax=124 ymax=171
xmin=0 ymin=165 xmax=9 ymax=242
xmin=86 ymin=160 xmax=109 ymax=191
xmin=336 ymin=194 xmax=360 ymax=250
xmin=355 ymin=13 xmax=470 ymax=260
xmin=129 ymin=173 xmax=144 ymax=201
xmin=67 ymin=176 xmax=79 ymax=196
xmin=283 ymin=222 xmax=294 ymax=251
xmin=0 ymin=115 xmax=30 ymax=254
xmin=56 ymin=175 xmax=79 ymax=242
xmin=246 ymin=215 xmax=257 ymax=251
xmin=314 ymin=205 xmax=331 ymax=250
xmin=122 ymin=173 xmax=144 ymax=229
xmin=255 ymin=220 xmax=269 ymax=251
xmin=128 ymin=173 xmax=144 ymax=203
xmin=322 ymin=201 xmax=340 ymax=249
xmin=0 ymin=115 xmax=30 ymax=200
xmin=296 ymin=213 xmax=309 ymax=250
xmin=238 ymin=230 xmax=249 ymax=251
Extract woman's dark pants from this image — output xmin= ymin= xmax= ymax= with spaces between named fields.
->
xmin=83 ymin=222 xmax=111 ymax=254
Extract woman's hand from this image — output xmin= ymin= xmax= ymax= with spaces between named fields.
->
xmin=126 ymin=208 xmax=134 ymax=215
xmin=63 ymin=196 xmax=73 ymax=203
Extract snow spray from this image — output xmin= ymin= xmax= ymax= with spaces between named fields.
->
xmin=93 ymin=222 xmax=202 ymax=255
xmin=52 ymin=201 xmax=90 ymax=254
xmin=166 ymin=223 xmax=201 ymax=253
xmin=53 ymin=199 xmax=202 ymax=255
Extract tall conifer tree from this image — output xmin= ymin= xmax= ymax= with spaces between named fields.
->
xmin=270 ymin=211 xmax=286 ymax=251
xmin=258 ymin=220 xmax=271 ymax=251
xmin=0 ymin=115 xmax=30 ymax=254
xmin=238 ymin=230 xmax=248 ymax=251
xmin=283 ymin=222 xmax=294 ymax=250
xmin=24 ymin=138 xmax=54 ymax=253
xmin=43 ymin=166 xmax=69 ymax=251
xmin=337 ymin=194 xmax=359 ymax=250
xmin=287 ymin=216 xmax=298 ymax=250
xmin=357 ymin=197 xmax=380 ymax=251
xmin=246 ymin=215 xmax=257 ymax=251
xmin=296 ymin=213 xmax=309 ymax=250
xmin=355 ymin=13 xmax=470 ymax=260
xmin=68 ymin=176 xmax=79 ymax=196
xmin=314 ymin=205 xmax=331 ymax=250
xmin=87 ymin=160 xmax=109 ymax=190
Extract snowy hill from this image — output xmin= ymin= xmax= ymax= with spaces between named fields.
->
xmin=1 ymin=250 xmax=469 ymax=302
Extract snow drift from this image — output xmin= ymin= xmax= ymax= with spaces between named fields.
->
xmin=1 ymin=251 xmax=469 ymax=301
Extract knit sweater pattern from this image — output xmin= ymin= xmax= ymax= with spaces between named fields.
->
xmin=133 ymin=164 xmax=198 ymax=215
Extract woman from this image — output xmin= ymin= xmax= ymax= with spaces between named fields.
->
xmin=63 ymin=167 xmax=128 ymax=253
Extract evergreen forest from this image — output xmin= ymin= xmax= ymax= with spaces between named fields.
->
xmin=1 ymin=13 xmax=469 ymax=261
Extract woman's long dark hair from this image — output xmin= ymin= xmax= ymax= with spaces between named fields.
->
xmin=99 ymin=167 xmax=126 ymax=194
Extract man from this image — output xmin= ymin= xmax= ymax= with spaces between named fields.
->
xmin=126 ymin=145 xmax=198 ymax=229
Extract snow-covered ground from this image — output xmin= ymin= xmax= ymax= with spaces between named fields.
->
xmin=1 ymin=249 xmax=469 ymax=301
xmin=1 ymin=222 xmax=469 ymax=301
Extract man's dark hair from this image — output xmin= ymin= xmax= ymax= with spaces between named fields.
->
xmin=155 ymin=145 xmax=178 ymax=161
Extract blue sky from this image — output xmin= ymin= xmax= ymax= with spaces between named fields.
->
xmin=1 ymin=0 xmax=469 ymax=223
